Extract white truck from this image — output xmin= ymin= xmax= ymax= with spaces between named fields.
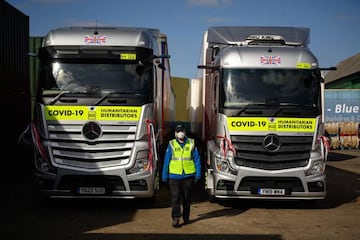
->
xmin=29 ymin=26 xmax=175 ymax=199
xmin=197 ymin=26 xmax=335 ymax=201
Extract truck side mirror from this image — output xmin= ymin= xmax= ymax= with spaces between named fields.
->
xmin=211 ymin=47 xmax=220 ymax=60
xmin=157 ymin=62 xmax=166 ymax=70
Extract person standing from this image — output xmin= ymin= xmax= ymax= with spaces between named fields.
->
xmin=162 ymin=124 xmax=201 ymax=227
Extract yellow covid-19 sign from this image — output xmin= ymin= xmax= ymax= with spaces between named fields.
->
xmin=227 ymin=117 xmax=316 ymax=132
xmin=44 ymin=106 xmax=141 ymax=121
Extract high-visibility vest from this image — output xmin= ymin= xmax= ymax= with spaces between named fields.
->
xmin=169 ymin=138 xmax=196 ymax=175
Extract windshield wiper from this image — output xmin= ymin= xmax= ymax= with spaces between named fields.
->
xmin=94 ymin=92 xmax=111 ymax=106
xmin=49 ymin=91 xmax=70 ymax=105
xmin=48 ymin=90 xmax=88 ymax=105
xmin=279 ymin=103 xmax=315 ymax=107
xmin=273 ymin=103 xmax=315 ymax=116
xmin=236 ymin=103 xmax=266 ymax=115
xmin=94 ymin=91 xmax=140 ymax=105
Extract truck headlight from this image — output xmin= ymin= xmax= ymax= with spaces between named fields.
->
xmin=34 ymin=143 xmax=56 ymax=174
xmin=305 ymin=160 xmax=326 ymax=176
xmin=127 ymin=150 xmax=149 ymax=174
xmin=215 ymin=157 xmax=237 ymax=175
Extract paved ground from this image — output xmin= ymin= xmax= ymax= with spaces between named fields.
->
xmin=326 ymin=149 xmax=360 ymax=175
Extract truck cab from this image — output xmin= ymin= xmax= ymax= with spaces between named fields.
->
xmin=198 ymin=26 xmax=332 ymax=201
xmin=31 ymin=26 xmax=175 ymax=199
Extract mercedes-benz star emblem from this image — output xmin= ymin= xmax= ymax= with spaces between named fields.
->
xmin=82 ymin=121 xmax=102 ymax=140
xmin=263 ymin=134 xmax=281 ymax=152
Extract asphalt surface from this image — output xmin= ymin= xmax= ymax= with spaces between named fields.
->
xmin=326 ymin=149 xmax=360 ymax=175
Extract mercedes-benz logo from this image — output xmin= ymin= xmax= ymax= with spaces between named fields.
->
xmin=263 ymin=134 xmax=281 ymax=152
xmin=82 ymin=121 xmax=102 ymax=140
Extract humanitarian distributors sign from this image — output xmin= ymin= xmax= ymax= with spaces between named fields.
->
xmin=324 ymin=89 xmax=360 ymax=122
xmin=227 ymin=117 xmax=316 ymax=132
xmin=44 ymin=106 xmax=141 ymax=121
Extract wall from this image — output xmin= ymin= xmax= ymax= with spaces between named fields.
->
xmin=0 ymin=1 xmax=31 ymax=173
xmin=0 ymin=1 xmax=30 ymax=146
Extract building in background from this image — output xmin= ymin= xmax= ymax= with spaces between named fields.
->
xmin=324 ymin=53 xmax=360 ymax=150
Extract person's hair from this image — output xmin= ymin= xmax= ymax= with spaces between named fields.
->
xmin=175 ymin=124 xmax=184 ymax=132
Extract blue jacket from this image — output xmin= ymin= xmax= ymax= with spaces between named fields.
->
xmin=162 ymin=137 xmax=201 ymax=182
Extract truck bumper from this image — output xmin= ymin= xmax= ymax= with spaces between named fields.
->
xmin=34 ymin=167 xmax=156 ymax=199
xmin=207 ymin=167 xmax=326 ymax=200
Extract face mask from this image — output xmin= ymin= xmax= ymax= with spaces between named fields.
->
xmin=176 ymin=131 xmax=185 ymax=139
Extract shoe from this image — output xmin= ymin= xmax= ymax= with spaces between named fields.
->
xmin=183 ymin=218 xmax=190 ymax=225
xmin=172 ymin=217 xmax=180 ymax=228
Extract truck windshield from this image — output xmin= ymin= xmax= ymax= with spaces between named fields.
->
xmin=220 ymin=69 xmax=320 ymax=108
xmin=39 ymin=61 xmax=153 ymax=95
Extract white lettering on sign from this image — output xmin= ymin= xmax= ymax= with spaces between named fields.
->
xmin=334 ymin=104 xmax=359 ymax=114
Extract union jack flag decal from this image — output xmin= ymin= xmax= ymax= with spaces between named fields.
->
xmin=260 ymin=55 xmax=281 ymax=65
xmin=84 ymin=35 xmax=107 ymax=44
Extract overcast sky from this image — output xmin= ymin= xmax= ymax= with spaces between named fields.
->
xmin=6 ymin=0 xmax=360 ymax=78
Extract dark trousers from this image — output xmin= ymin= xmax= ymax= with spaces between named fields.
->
xmin=169 ymin=177 xmax=194 ymax=220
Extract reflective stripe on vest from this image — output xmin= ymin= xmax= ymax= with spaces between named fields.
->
xmin=169 ymin=138 xmax=195 ymax=175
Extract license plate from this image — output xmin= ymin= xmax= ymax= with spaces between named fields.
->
xmin=258 ymin=188 xmax=285 ymax=195
xmin=78 ymin=187 xmax=105 ymax=195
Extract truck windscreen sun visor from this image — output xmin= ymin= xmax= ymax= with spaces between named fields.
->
xmin=39 ymin=46 xmax=153 ymax=63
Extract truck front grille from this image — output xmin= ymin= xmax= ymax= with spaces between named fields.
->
xmin=231 ymin=135 xmax=312 ymax=170
xmin=46 ymin=122 xmax=137 ymax=169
